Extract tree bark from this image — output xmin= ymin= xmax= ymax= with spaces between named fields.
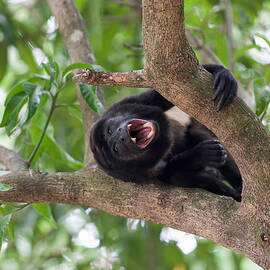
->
xmin=0 ymin=0 xmax=269 ymax=268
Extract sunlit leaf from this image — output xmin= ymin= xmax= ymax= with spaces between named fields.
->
xmin=5 ymin=95 xmax=28 ymax=135
xmin=255 ymin=33 xmax=270 ymax=48
xmin=0 ymin=91 xmax=27 ymax=128
xmin=0 ymin=183 xmax=12 ymax=192
xmin=32 ymin=203 xmax=57 ymax=228
xmin=0 ymin=214 xmax=12 ymax=250
xmin=23 ymin=82 xmax=43 ymax=122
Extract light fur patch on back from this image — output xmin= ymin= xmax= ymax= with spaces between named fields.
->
xmin=165 ymin=106 xmax=191 ymax=126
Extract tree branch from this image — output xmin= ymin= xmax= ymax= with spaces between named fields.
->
xmin=0 ymin=168 xmax=265 ymax=267
xmin=0 ymin=146 xmax=28 ymax=172
xmin=73 ymin=69 xmax=151 ymax=88
xmin=46 ymin=0 xmax=103 ymax=164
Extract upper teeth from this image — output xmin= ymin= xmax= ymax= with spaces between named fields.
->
xmin=142 ymin=122 xmax=152 ymax=128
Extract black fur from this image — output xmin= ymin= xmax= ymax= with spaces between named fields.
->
xmin=90 ymin=64 xmax=242 ymax=201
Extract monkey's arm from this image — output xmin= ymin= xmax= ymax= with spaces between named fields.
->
xmin=113 ymin=64 xmax=237 ymax=111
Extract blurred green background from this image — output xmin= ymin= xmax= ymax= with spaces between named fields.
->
xmin=0 ymin=0 xmax=269 ymax=269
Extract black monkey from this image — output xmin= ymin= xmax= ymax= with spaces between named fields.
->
xmin=90 ymin=64 xmax=242 ymax=201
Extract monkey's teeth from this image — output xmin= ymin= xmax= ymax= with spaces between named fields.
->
xmin=143 ymin=122 xmax=152 ymax=128
xmin=131 ymin=137 xmax=136 ymax=143
xmin=146 ymin=130 xmax=153 ymax=139
xmin=127 ymin=124 xmax=132 ymax=130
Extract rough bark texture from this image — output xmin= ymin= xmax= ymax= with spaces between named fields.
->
xmin=73 ymin=69 xmax=150 ymax=88
xmin=0 ymin=0 xmax=269 ymax=268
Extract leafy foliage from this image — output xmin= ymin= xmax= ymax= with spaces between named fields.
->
xmin=0 ymin=0 xmax=268 ymax=269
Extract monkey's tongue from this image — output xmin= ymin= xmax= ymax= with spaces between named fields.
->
xmin=127 ymin=119 xmax=155 ymax=148
xmin=136 ymin=127 xmax=152 ymax=147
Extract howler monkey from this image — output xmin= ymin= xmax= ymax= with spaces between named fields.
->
xmin=90 ymin=64 xmax=242 ymax=201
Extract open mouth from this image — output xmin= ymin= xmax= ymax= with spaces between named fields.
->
xmin=127 ymin=119 xmax=155 ymax=149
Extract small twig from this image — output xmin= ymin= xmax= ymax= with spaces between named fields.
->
xmin=73 ymin=68 xmax=150 ymax=88
xmin=27 ymin=93 xmax=58 ymax=165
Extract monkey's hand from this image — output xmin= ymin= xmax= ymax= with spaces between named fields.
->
xmin=203 ymin=64 xmax=238 ymax=111
xmin=211 ymin=68 xmax=238 ymax=111
xmin=193 ymin=139 xmax=228 ymax=168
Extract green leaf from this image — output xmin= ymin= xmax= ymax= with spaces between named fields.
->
xmin=24 ymin=83 xmax=43 ymax=122
xmin=0 ymin=183 xmax=12 ymax=192
xmin=5 ymin=82 xmax=24 ymax=106
xmin=63 ymin=62 xmax=93 ymax=77
xmin=33 ymin=74 xmax=50 ymax=81
xmin=23 ymin=81 xmax=37 ymax=95
xmin=42 ymin=63 xmax=51 ymax=75
xmin=79 ymin=83 xmax=105 ymax=115
xmin=29 ymin=125 xmax=83 ymax=170
xmin=255 ymin=33 xmax=270 ymax=48
xmin=53 ymin=61 xmax=60 ymax=81
xmin=254 ymin=79 xmax=270 ymax=116
xmin=0 ymin=214 xmax=12 ymax=250
xmin=32 ymin=204 xmax=57 ymax=228
xmin=0 ymin=91 xmax=27 ymax=127
xmin=5 ymin=95 xmax=28 ymax=136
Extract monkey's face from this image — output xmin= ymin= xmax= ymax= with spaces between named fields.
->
xmin=90 ymin=103 xmax=170 ymax=182
xmin=90 ymin=116 xmax=160 ymax=170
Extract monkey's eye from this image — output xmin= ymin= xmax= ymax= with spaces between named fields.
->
xmin=107 ymin=128 xmax=113 ymax=135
